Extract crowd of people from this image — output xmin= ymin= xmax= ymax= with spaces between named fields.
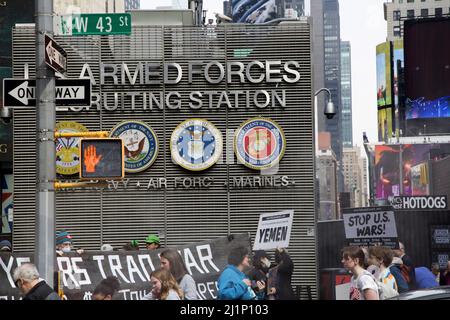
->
xmin=342 ymin=241 xmax=450 ymax=300
xmin=8 ymin=230 xmax=296 ymax=300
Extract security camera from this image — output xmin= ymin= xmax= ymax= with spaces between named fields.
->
xmin=324 ymin=101 xmax=336 ymax=119
xmin=0 ymin=107 xmax=12 ymax=124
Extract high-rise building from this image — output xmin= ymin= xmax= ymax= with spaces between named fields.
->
xmin=343 ymin=147 xmax=368 ymax=208
xmin=312 ymin=0 xmax=344 ymax=192
xmin=54 ymin=0 xmax=125 ymax=14
xmin=223 ymin=1 xmax=232 ymax=17
xmin=384 ymin=0 xmax=450 ymax=41
xmin=230 ymin=0 xmax=305 ymax=23
xmin=341 ymin=41 xmax=353 ymax=148
xmin=125 ymin=0 xmax=140 ymax=11
xmin=284 ymin=0 xmax=305 ymax=18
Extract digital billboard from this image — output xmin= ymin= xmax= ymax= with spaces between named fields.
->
xmin=393 ymin=40 xmax=404 ymax=110
xmin=375 ymin=143 xmax=437 ymax=200
xmin=376 ymin=42 xmax=392 ymax=107
xmin=378 ymin=107 xmax=393 ymax=142
xmin=232 ymin=0 xmax=278 ymax=24
xmin=404 ymin=18 xmax=450 ymax=135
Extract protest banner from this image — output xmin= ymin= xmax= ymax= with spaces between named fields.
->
xmin=253 ymin=210 xmax=294 ymax=251
xmin=343 ymin=206 xmax=398 ymax=248
xmin=0 ymin=233 xmax=250 ymax=300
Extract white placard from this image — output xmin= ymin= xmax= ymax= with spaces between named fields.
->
xmin=253 ymin=210 xmax=294 ymax=251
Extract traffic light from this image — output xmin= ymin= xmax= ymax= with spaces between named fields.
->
xmin=79 ymin=138 xmax=124 ymax=180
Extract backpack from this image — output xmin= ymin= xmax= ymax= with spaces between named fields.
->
xmin=399 ymin=264 xmax=411 ymax=284
xmin=367 ymin=272 xmax=399 ymax=300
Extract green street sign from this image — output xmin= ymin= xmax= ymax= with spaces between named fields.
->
xmin=58 ymin=13 xmax=131 ymax=36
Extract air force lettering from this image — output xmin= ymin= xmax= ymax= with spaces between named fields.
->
xmin=109 ymin=121 xmax=158 ymax=173
xmin=171 ymin=119 xmax=223 ymax=171
xmin=235 ymin=118 xmax=286 ymax=170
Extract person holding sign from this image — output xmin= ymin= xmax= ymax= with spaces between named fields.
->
xmin=341 ymin=246 xmax=380 ymax=300
xmin=217 ymin=247 xmax=257 ymax=300
xmin=272 ymin=248 xmax=295 ymax=300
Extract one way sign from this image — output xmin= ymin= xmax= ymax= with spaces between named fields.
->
xmin=3 ymin=78 xmax=91 ymax=108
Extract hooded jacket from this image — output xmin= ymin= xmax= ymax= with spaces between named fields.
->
xmin=23 ymin=280 xmax=60 ymax=300
xmin=217 ymin=265 xmax=256 ymax=300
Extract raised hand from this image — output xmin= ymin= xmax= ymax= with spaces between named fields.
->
xmin=84 ymin=145 xmax=102 ymax=173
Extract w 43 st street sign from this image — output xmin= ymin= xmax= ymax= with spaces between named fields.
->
xmin=3 ymin=79 xmax=91 ymax=108
xmin=56 ymin=13 xmax=131 ymax=36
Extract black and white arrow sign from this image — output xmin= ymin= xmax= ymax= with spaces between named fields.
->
xmin=3 ymin=78 xmax=91 ymax=107
xmin=44 ymin=34 xmax=67 ymax=73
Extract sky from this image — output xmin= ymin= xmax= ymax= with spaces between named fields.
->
xmin=140 ymin=0 xmax=387 ymax=148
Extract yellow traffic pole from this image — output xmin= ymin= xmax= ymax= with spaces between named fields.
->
xmin=54 ymin=181 xmax=109 ymax=190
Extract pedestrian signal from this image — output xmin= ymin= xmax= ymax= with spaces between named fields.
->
xmin=79 ymin=138 xmax=124 ymax=180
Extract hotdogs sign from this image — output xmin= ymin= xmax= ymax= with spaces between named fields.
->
xmin=60 ymin=60 xmax=301 ymax=112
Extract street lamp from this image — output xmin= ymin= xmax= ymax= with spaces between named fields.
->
xmin=314 ymin=88 xmax=336 ymax=119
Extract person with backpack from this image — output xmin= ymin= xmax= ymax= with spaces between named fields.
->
xmin=341 ymin=246 xmax=379 ymax=300
xmin=389 ymin=255 xmax=409 ymax=293
xmin=368 ymin=246 xmax=399 ymax=299
xmin=393 ymin=242 xmax=416 ymax=290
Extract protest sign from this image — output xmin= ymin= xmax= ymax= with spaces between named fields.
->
xmin=0 ymin=233 xmax=250 ymax=300
xmin=343 ymin=206 xmax=398 ymax=248
xmin=253 ymin=210 xmax=294 ymax=251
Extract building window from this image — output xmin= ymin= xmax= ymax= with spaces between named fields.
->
xmin=393 ymin=10 xmax=401 ymax=21
xmin=421 ymin=8 xmax=428 ymax=17
xmin=435 ymin=8 xmax=443 ymax=16
xmin=394 ymin=25 xmax=401 ymax=37
xmin=407 ymin=0 xmax=414 ymax=2
xmin=407 ymin=10 xmax=415 ymax=18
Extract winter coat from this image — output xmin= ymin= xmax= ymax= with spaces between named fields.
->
xmin=274 ymin=252 xmax=296 ymax=300
xmin=23 ymin=280 xmax=60 ymax=300
xmin=217 ymin=265 xmax=256 ymax=300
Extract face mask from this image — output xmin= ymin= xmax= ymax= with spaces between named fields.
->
xmin=262 ymin=258 xmax=271 ymax=269
xmin=62 ymin=247 xmax=71 ymax=253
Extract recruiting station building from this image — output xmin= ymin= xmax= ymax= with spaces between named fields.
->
xmin=11 ymin=21 xmax=317 ymax=297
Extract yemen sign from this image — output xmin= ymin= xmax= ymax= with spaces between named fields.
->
xmin=343 ymin=206 xmax=398 ymax=248
xmin=45 ymin=34 xmax=67 ymax=73
xmin=0 ymin=234 xmax=250 ymax=300
xmin=253 ymin=210 xmax=294 ymax=250
xmin=3 ymin=79 xmax=91 ymax=107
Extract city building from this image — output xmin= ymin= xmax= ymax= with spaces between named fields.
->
xmin=343 ymin=147 xmax=368 ymax=208
xmin=312 ymin=0 xmax=344 ymax=192
xmin=229 ymin=0 xmax=305 ymax=23
xmin=384 ymin=0 xmax=450 ymax=40
xmin=317 ymin=132 xmax=339 ymax=220
xmin=125 ymin=0 xmax=140 ymax=11
xmin=340 ymin=41 xmax=353 ymax=148
xmin=223 ymin=1 xmax=232 ymax=17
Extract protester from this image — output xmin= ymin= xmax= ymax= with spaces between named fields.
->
xmin=267 ymin=263 xmax=278 ymax=300
xmin=145 ymin=234 xmax=161 ymax=250
xmin=368 ymin=246 xmax=399 ymax=298
xmin=439 ymin=261 xmax=450 ymax=286
xmin=100 ymin=244 xmax=114 ymax=252
xmin=415 ymin=267 xmax=439 ymax=289
xmin=273 ymin=248 xmax=296 ymax=300
xmin=341 ymin=246 xmax=380 ymax=300
xmin=142 ymin=269 xmax=183 ymax=300
xmin=13 ymin=263 xmax=60 ymax=300
xmin=389 ymin=254 xmax=409 ymax=293
xmin=55 ymin=230 xmax=84 ymax=256
xmin=431 ymin=263 xmax=441 ymax=284
xmin=217 ymin=246 xmax=257 ymax=300
xmin=159 ymin=249 xmax=198 ymax=300
xmin=393 ymin=241 xmax=416 ymax=290
xmin=122 ymin=240 xmax=140 ymax=251
xmin=247 ymin=250 xmax=269 ymax=300
xmin=92 ymin=276 xmax=120 ymax=300
xmin=0 ymin=239 xmax=12 ymax=252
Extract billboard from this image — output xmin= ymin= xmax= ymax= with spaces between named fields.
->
xmin=377 ymin=107 xmax=393 ymax=142
xmin=404 ymin=18 xmax=450 ymax=135
xmin=375 ymin=143 xmax=437 ymax=200
xmin=393 ymin=40 xmax=404 ymax=109
xmin=231 ymin=0 xmax=278 ymax=23
xmin=376 ymin=42 xmax=392 ymax=107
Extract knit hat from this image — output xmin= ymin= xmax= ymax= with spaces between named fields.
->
xmin=0 ymin=240 xmax=12 ymax=251
xmin=145 ymin=234 xmax=160 ymax=244
xmin=56 ymin=230 xmax=73 ymax=245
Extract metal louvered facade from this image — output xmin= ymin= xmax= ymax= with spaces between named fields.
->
xmin=12 ymin=22 xmax=318 ymax=297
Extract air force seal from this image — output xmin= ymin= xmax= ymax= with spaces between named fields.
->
xmin=234 ymin=118 xmax=286 ymax=170
xmin=171 ymin=119 xmax=223 ymax=171
xmin=109 ymin=121 xmax=158 ymax=173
